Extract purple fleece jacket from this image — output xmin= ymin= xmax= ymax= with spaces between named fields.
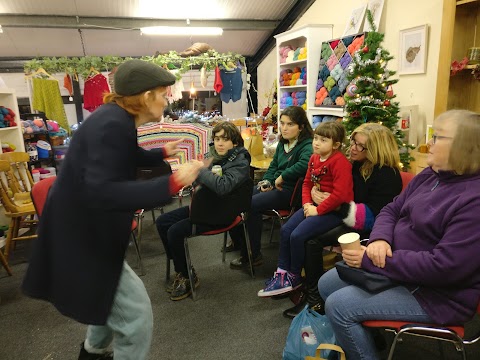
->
xmin=363 ymin=167 xmax=480 ymax=324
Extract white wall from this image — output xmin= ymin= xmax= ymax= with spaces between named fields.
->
xmin=257 ymin=0 xmax=444 ymax=133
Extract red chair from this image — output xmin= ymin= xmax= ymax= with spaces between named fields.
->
xmin=31 ymin=176 xmax=145 ymax=276
xmin=170 ymin=178 xmax=255 ymax=301
xmin=263 ymin=177 xmax=304 ymax=243
xmin=362 ymin=302 xmax=480 ymax=360
xmin=400 ymin=171 xmax=415 ymax=191
xmin=31 ymin=176 xmax=57 ymax=216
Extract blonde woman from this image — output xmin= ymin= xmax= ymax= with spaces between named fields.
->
xmin=285 ymin=123 xmax=402 ymax=318
xmin=319 ymin=110 xmax=480 ymax=359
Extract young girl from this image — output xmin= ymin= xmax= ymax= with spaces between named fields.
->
xmin=258 ymin=121 xmax=353 ymax=297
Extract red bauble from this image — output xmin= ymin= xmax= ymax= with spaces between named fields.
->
xmin=384 ymin=100 xmax=391 ymax=106
xmin=362 ymin=46 xmax=369 ymax=53
xmin=351 ymin=110 xmax=360 ymax=118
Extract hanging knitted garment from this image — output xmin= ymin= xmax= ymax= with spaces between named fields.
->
xmin=84 ymin=74 xmax=110 ymax=112
xmin=32 ymin=77 xmax=70 ymax=134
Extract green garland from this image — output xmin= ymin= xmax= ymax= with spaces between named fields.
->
xmin=24 ymin=50 xmax=245 ymax=80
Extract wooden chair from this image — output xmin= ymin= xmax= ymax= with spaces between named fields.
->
xmin=0 ymin=160 xmax=38 ymax=272
xmin=0 ymin=152 xmax=35 ymax=194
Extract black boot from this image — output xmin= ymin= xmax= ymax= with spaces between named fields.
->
xmin=283 ymin=239 xmax=326 ymax=319
xmin=78 ymin=343 xmax=113 ymax=360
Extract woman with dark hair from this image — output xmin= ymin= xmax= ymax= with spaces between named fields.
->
xmin=319 ymin=109 xmax=480 ymax=360
xmin=230 ymin=106 xmax=314 ymax=270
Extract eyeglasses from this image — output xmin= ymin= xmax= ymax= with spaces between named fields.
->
xmin=350 ymin=138 xmax=367 ymax=152
xmin=432 ymin=135 xmax=453 ymax=144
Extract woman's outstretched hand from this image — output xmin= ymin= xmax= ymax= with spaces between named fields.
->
xmin=163 ymin=138 xmax=184 ymax=157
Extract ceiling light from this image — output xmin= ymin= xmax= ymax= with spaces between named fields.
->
xmin=140 ymin=26 xmax=223 ymax=36
xmin=0 ymin=25 xmax=3 ymax=34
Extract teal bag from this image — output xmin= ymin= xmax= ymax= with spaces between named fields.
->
xmin=282 ymin=306 xmax=336 ymax=360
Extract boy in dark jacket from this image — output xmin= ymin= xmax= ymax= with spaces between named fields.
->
xmin=156 ymin=121 xmax=251 ymax=301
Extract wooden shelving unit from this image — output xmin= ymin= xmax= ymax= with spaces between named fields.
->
xmin=435 ymin=0 xmax=480 ymax=116
xmin=0 ymin=89 xmax=25 ymax=153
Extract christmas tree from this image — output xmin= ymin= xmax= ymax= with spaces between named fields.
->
xmin=344 ymin=10 xmax=414 ymax=169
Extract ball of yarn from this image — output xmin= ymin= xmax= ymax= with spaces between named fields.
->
xmin=33 ymin=119 xmax=44 ymax=127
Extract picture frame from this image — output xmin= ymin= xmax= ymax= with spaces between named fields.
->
xmin=363 ymin=0 xmax=385 ymax=32
xmin=343 ymin=5 xmax=367 ymax=36
xmin=426 ymin=125 xmax=434 ymax=144
xmin=398 ymin=25 xmax=429 ymax=75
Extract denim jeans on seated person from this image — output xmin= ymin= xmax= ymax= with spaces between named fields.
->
xmin=318 ymin=268 xmax=432 ymax=360
xmin=85 ymin=262 xmax=153 ymax=360
xmin=230 ymin=186 xmax=292 ymax=259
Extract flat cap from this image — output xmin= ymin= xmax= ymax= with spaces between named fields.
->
xmin=114 ymin=59 xmax=176 ymax=96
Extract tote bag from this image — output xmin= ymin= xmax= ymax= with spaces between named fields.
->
xmin=282 ymin=306 xmax=336 ymax=360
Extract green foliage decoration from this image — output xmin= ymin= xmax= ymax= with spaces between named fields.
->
xmin=24 ymin=51 xmax=245 ymax=81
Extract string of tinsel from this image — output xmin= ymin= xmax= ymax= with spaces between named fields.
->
xmin=350 ymin=97 xmax=385 ymax=105
xmin=352 ymin=48 xmax=383 ymax=67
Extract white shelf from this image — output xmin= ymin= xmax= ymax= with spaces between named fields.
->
xmin=275 ymin=24 xmax=333 ymax=126
xmin=280 ymin=59 xmax=307 ymax=67
xmin=308 ymin=106 xmax=346 ymax=117
xmin=279 ymin=85 xmax=307 ymax=90
xmin=0 ymin=89 xmax=24 ymax=152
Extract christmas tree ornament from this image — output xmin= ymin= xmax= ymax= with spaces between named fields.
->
xmin=362 ymin=46 xmax=369 ymax=53
xmin=351 ymin=110 xmax=360 ymax=118
xmin=346 ymin=84 xmax=358 ymax=97
xmin=384 ymin=100 xmax=391 ymax=106
xmin=386 ymin=85 xmax=394 ymax=98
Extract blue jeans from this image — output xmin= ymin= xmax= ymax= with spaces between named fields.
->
xmin=318 ymin=269 xmax=432 ymax=360
xmin=230 ymin=186 xmax=292 ymax=258
xmin=156 ymin=206 xmax=229 ymax=276
xmin=278 ymin=208 xmax=342 ymax=275
xmin=85 ymin=262 xmax=153 ymax=360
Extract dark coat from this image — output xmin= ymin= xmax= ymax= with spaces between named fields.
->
xmin=22 ymin=103 xmax=174 ymax=325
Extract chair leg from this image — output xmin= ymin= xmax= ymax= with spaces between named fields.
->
xmin=0 ymin=250 xmax=12 ymax=276
xmin=131 ymin=232 xmax=145 ymax=276
xmin=136 ymin=211 xmax=144 ymax=254
xmin=3 ymin=217 xmax=17 ymax=258
xmin=151 ymin=209 xmax=156 ymax=224
xmin=184 ymin=237 xmax=196 ymax=301
xmin=222 ymin=232 xmax=227 ymax=263
xmin=269 ymin=217 xmax=276 ymax=243
xmin=242 ymin=215 xmax=255 ymax=278
xmin=166 ymin=256 xmax=171 ymax=281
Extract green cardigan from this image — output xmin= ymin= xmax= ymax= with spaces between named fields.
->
xmin=263 ymin=138 xmax=313 ymax=193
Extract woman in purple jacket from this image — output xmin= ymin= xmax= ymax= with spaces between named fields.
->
xmin=318 ymin=110 xmax=480 ymax=360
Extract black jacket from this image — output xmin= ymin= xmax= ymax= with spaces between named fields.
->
xmin=22 ymin=103 xmax=174 ymax=325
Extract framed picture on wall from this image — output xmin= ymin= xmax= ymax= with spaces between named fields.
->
xmin=363 ymin=0 xmax=385 ymax=31
xmin=343 ymin=5 xmax=367 ymax=36
xmin=398 ymin=25 xmax=429 ymax=75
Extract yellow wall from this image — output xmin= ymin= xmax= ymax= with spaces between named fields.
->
xmin=257 ymin=0 xmax=444 ymax=132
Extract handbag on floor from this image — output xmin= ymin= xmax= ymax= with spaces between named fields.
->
xmin=282 ymin=306 xmax=336 ymax=360
xmin=305 ymin=344 xmax=345 ymax=360
xmin=335 ymin=260 xmax=397 ymax=293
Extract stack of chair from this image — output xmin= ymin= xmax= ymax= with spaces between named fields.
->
xmin=0 ymin=152 xmax=38 ymax=275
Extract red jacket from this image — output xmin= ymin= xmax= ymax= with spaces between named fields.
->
xmin=302 ymin=151 xmax=353 ymax=215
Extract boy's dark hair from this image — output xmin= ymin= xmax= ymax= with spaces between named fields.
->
xmin=314 ymin=121 xmax=346 ymax=145
xmin=278 ymin=106 xmax=314 ymax=144
xmin=211 ymin=121 xmax=244 ymax=147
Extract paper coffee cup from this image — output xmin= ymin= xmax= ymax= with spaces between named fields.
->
xmin=338 ymin=232 xmax=361 ymax=251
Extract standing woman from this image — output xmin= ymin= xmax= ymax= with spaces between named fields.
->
xmin=230 ymin=106 xmax=313 ymax=269
xmin=22 ymin=60 xmax=205 ymax=360
xmin=283 ymin=122 xmax=402 ymax=318
xmin=319 ymin=110 xmax=480 ymax=360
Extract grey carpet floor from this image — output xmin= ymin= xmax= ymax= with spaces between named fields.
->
xmin=1 ymin=200 xmax=479 ymax=359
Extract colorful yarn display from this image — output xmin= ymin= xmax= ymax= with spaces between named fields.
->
xmin=279 ymin=67 xmax=307 ymax=87
xmin=0 ymin=106 xmax=17 ymax=128
xmin=315 ymin=33 xmax=365 ymax=108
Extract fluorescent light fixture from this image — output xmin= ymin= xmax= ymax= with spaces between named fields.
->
xmin=140 ymin=26 xmax=223 ymax=36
